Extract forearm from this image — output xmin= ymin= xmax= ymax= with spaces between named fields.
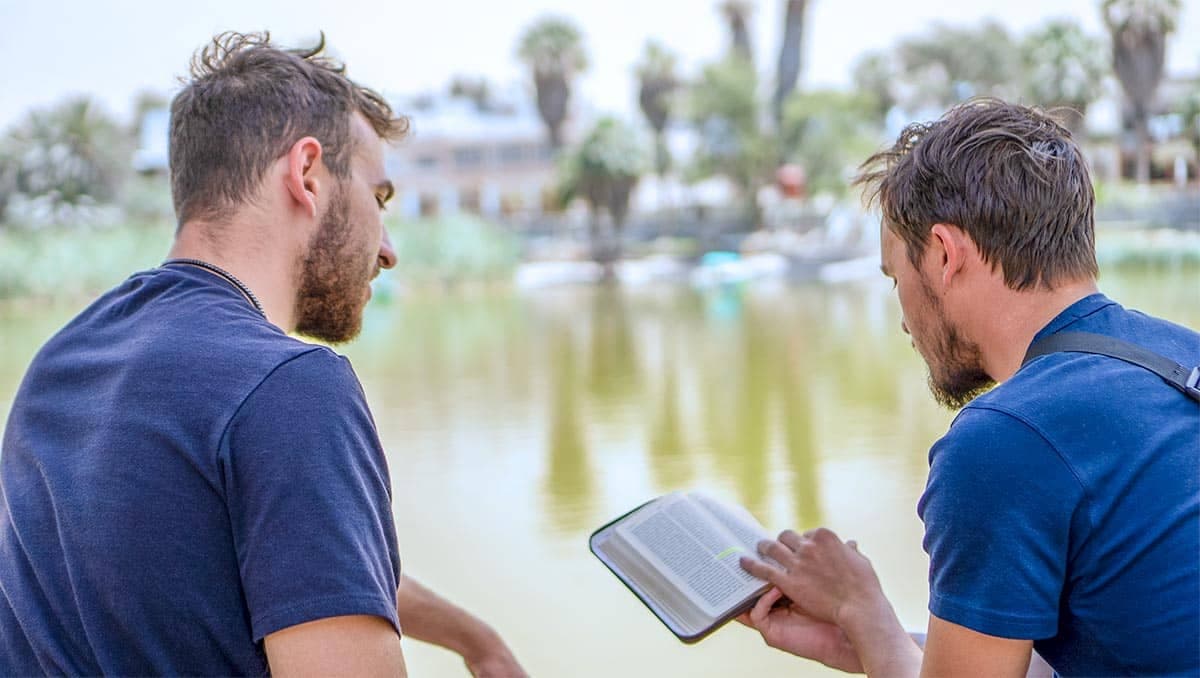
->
xmin=395 ymin=575 xmax=502 ymax=661
xmin=839 ymin=596 xmax=923 ymax=678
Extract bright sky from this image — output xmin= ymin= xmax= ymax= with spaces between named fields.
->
xmin=2 ymin=0 xmax=1197 ymax=130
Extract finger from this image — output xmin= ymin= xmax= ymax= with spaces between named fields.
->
xmin=749 ymin=587 xmax=784 ymax=625
xmin=757 ymin=539 xmax=795 ymax=564
xmin=810 ymin=527 xmax=842 ymax=546
xmin=740 ymin=555 xmax=784 ymax=583
xmin=778 ymin=529 xmax=804 ymax=550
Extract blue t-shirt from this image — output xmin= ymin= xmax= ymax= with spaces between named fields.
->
xmin=918 ymin=294 xmax=1199 ymax=676
xmin=0 ymin=265 xmax=401 ymax=675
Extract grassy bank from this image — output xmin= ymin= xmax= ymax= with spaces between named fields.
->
xmin=0 ymin=222 xmax=173 ymax=301
xmin=0 ymin=214 xmax=524 ymax=303
xmin=386 ymin=214 xmax=522 ymax=288
xmin=1 ymin=215 xmax=1196 ymax=304
xmin=1094 ymin=228 xmax=1200 ymax=268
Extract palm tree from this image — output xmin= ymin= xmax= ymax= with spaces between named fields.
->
xmin=635 ymin=41 xmax=679 ymax=178
xmin=558 ymin=118 xmax=648 ymax=273
xmin=1102 ymin=0 xmax=1181 ymax=183
xmin=517 ymin=17 xmax=588 ymax=151
xmin=773 ymin=0 xmax=809 ymax=128
xmin=1020 ymin=20 xmax=1107 ymax=135
xmin=719 ymin=0 xmax=755 ymax=63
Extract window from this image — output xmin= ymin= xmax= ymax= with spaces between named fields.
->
xmin=454 ymin=147 xmax=485 ymax=168
xmin=499 ymin=144 xmax=525 ymax=165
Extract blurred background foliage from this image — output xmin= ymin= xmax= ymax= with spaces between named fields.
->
xmin=0 ymin=0 xmax=1195 ymax=302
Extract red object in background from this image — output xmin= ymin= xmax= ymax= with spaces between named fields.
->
xmin=776 ymin=163 xmax=806 ymax=198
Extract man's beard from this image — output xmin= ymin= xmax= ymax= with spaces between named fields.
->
xmin=293 ymin=188 xmax=374 ymax=344
xmin=918 ymin=276 xmax=994 ymax=409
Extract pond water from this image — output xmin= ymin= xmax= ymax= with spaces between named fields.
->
xmin=1 ymin=261 xmax=1196 ymax=677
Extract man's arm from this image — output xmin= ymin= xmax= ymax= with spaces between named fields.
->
xmin=264 ymin=615 xmax=406 ymax=678
xmin=915 ymin=627 xmax=1054 ymax=678
xmin=261 ymin=577 xmax=526 ymax=678
xmin=921 ymin=615 xmax=1033 ymax=678
xmin=397 ymin=575 xmax=527 ymax=678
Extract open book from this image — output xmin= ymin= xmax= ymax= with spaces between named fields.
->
xmin=589 ymin=491 xmax=775 ymax=643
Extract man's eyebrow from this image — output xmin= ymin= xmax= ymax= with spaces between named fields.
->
xmin=376 ymin=180 xmax=395 ymax=202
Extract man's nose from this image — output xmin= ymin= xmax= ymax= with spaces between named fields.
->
xmin=378 ymin=225 xmax=398 ymax=270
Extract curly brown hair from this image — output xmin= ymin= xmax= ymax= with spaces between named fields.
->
xmin=169 ymin=31 xmax=409 ymax=226
xmin=855 ymin=99 xmax=1098 ymax=291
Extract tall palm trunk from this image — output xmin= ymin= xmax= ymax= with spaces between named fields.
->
xmin=638 ymin=83 xmax=672 ymax=177
xmin=1114 ymin=31 xmax=1166 ymax=183
xmin=721 ymin=1 xmax=754 ymax=64
xmin=1104 ymin=0 xmax=1178 ymax=183
xmin=535 ymin=70 xmax=570 ymax=150
xmin=773 ymin=0 xmax=807 ymax=128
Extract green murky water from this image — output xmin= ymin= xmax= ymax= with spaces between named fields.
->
xmin=2 ymin=262 xmax=1196 ymax=676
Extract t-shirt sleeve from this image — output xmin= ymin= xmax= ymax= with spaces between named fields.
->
xmin=917 ymin=406 xmax=1085 ymax=640
xmin=220 ymin=348 xmax=401 ymax=641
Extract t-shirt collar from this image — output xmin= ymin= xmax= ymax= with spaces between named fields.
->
xmin=1031 ymin=292 xmax=1118 ymax=343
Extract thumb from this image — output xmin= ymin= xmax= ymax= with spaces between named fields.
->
xmin=749 ymin=587 xmax=784 ymax=626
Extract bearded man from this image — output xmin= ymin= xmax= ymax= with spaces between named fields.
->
xmin=739 ymin=100 xmax=1199 ymax=677
xmin=0 ymin=32 xmax=524 ymax=677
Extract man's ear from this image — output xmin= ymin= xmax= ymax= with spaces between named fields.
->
xmin=284 ymin=137 xmax=323 ymax=219
xmin=929 ymin=223 xmax=971 ymax=287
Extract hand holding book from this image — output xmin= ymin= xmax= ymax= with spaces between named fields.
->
xmin=738 ymin=528 xmax=918 ymax=675
xmin=589 ymin=490 xmax=909 ymax=671
xmin=735 ymin=587 xmax=864 ymax=673
xmin=589 ymin=491 xmax=778 ymax=643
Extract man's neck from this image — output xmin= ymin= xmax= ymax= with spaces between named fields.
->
xmin=167 ymin=221 xmax=298 ymax=332
xmin=974 ymin=278 xmax=1100 ymax=384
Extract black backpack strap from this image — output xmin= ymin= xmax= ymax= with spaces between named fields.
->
xmin=1022 ymin=331 xmax=1200 ymax=403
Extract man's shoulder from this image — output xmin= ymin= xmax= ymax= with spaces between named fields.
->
xmin=248 ymin=345 xmax=358 ymax=396
xmin=942 ymin=300 xmax=1198 ymax=476
xmin=1033 ymin=298 xmax=1199 ymax=368
xmin=933 ymin=404 xmax=1065 ymax=478
xmin=982 ymin=301 xmax=1197 ymax=413
xmin=28 ymin=268 xmax=346 ymax=417
xmin=1098 ymin=303 xmax=1200 ymax=365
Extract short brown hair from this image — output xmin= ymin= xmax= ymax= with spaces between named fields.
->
xmin=855 ymin=98 xmax=1098 ymax=290
xmin=169 ymin=31 xmax=409 ymax=226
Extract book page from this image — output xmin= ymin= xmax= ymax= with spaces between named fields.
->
xmin=591 ymin=528 xmax=712 ymax=636
xmin=617 ymin=494 xmax=766 ymax=617
xmin=691 ymin=492 xmax=773 ymax=555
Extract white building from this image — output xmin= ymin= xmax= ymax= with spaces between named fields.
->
xmin=386 ymin=93 xmax=560 ymax=220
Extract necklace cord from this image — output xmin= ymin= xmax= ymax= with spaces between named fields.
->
xmin=161 ymin=258 xmax=266 ymax=317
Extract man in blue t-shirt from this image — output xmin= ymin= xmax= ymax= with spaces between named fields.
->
xmin=0 ymin=32 xmax=525 ymax=676
xmin=738 ymin=100 xmax=1199 ymax=676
